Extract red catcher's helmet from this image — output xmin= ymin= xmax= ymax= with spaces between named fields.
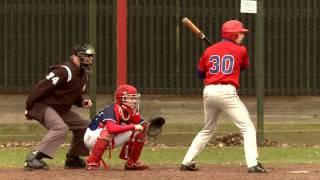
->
xmin=115 ymin=85 xmax=141 ymax=114
xmin=221 ymin=20 xmax=248 ymax=40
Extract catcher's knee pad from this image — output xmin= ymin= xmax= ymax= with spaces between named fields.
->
xmin=99 ymin=128 xmax=114 ymax=140
xmin=132 ymin=122 xmax=147 ymax=138
xmin=135 ymin=131 xmax=147 ymax=142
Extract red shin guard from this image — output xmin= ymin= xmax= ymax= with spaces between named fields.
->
xmin=119 ymin=140 xmax=145 ymax=163
xmin=124 ymin=141 xmax=148 ymax=170
xmin=87 ymin=138 xmax=109 ymax=165
xmin=127 ymin=141 xmax=145 ymax=164
xmin=119 ymin=142 xmax=131 ymax=160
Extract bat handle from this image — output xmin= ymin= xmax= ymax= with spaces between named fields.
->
xmin=203 ymin=37 xmax=213 ymax=45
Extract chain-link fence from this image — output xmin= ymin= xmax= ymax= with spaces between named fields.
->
xmin=0 ymin=0 xmax=320 ymax=146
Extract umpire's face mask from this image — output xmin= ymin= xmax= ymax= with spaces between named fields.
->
xmin=79 ymin=54 xmax=94 ymax=73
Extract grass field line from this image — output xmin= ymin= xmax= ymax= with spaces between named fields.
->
xmin=2 ymin=146 xmax=320 ymax=168
xmin=162 ymin=129 xmax=320 ymax=134
xmin=254 ymin=114 xmax=317 ymax=119
xmin=0 ymin=134 xmax=42 ymax=137
xmin=1 ymin=129 xmax=320 ymax=137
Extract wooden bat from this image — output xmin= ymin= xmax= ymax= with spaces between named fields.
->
xmin=182 ymin=17 xmax=213 ymax=45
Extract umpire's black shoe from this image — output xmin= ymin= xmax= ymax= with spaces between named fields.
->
xmin=24 ymin=151 xmax=49 ymax=171
xmin=64 ymin=153 xmax=86 ymax=169
xmin=180 ymin=163 xmax=199 ymax=171
xmin=248 ymin=162 xmax=267 ymax=173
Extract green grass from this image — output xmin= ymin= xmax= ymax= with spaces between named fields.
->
xmin=1 ymin=146 xmax=320 ymax=168
xmin=4 ymin=123 xmax=320 ymax=136
xmin=1 ymin=123 xmax=320 ymax=145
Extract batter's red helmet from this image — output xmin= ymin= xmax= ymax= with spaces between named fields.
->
xmin=221 ymin=20 xmax=248 ymax=40
xmin=221 ymin=20 xmax=248 ymax=33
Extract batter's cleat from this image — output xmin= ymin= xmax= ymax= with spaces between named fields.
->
xmin=24 ymin=151 xmax=49 ymax=171
xmin=125 ymin=161 xmax=149 ymax=170
xmin=180 ymin=163 xmax=199 ymax=171
xmin=64 ymin=153 xmax=86 ymax=169
xmin=248 ymin=162 xmax=267 ymax=173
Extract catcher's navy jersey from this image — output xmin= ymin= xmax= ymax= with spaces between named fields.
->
xmin=88 ymin=104 xmax=144 ymax=131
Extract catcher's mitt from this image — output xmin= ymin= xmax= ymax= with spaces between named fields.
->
xmin=146 ymin=117 xmax=166 ymax=137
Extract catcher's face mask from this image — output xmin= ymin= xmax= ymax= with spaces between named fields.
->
xmin=115 ymin=85 xmax=141 ymax=115
xmin=121 ymin=93 xmax=141 ymax=114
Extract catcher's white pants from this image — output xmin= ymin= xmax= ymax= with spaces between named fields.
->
xmin=182 ymin=84 xmax=259 ymax=167
xmin=83 ymin=128 xmax=133 ymax=150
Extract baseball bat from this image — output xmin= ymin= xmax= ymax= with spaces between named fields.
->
xmin=182 ymin=17 xmax=213 ymax=45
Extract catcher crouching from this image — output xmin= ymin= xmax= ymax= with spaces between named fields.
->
xmin=84 ymin=84 xmax=152 ymax=170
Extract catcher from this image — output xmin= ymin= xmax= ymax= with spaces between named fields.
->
xmin=84 ymin=84 xmax=164 ymax=170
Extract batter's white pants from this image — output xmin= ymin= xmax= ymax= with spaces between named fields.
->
xmin=83 ymin=128 xmax=133 ymax=150
xmin=182 ymin=84 xmax=259 ymax=168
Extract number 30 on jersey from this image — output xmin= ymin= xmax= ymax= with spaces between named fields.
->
xmin=209 ymin=55 xmax=234 ymax=75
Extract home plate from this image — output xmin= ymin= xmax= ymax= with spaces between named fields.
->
xmin=288 ymin=170 xmax=309 ymax=174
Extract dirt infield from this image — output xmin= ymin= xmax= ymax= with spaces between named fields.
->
xmin=1 ymin=164 xmax=320 ymax=180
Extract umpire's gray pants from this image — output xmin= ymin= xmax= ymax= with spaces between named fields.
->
xmin=31 ymin=105 xmax=89 ymax=158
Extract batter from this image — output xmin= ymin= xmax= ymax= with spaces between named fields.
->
xmin=180 ymin=20 xmax=266 ymax=173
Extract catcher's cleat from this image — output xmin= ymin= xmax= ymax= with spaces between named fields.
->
xmin=86 ymin=162 xmax=100 ymax=171
xmin=248 ymin=162 xmax=267 ymax=173
xmin=180 ymin=163 xmax=199 ymax=171
xmin=86 ymin=159 xmax=109 ymax=171
xmin=125 ymin=161 xmax=149 ymax=170
xmin=64 ymin=153 xmax=86 ymax=169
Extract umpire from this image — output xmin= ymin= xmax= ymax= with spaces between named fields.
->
xmin=24 ymin=43 xmax=95 ymax=170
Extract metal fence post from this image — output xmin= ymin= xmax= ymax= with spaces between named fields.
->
xmin=89 ymin=0 xmax=97 ymax=118
xmin=255 ymin=0 xmax=265 ymax=146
